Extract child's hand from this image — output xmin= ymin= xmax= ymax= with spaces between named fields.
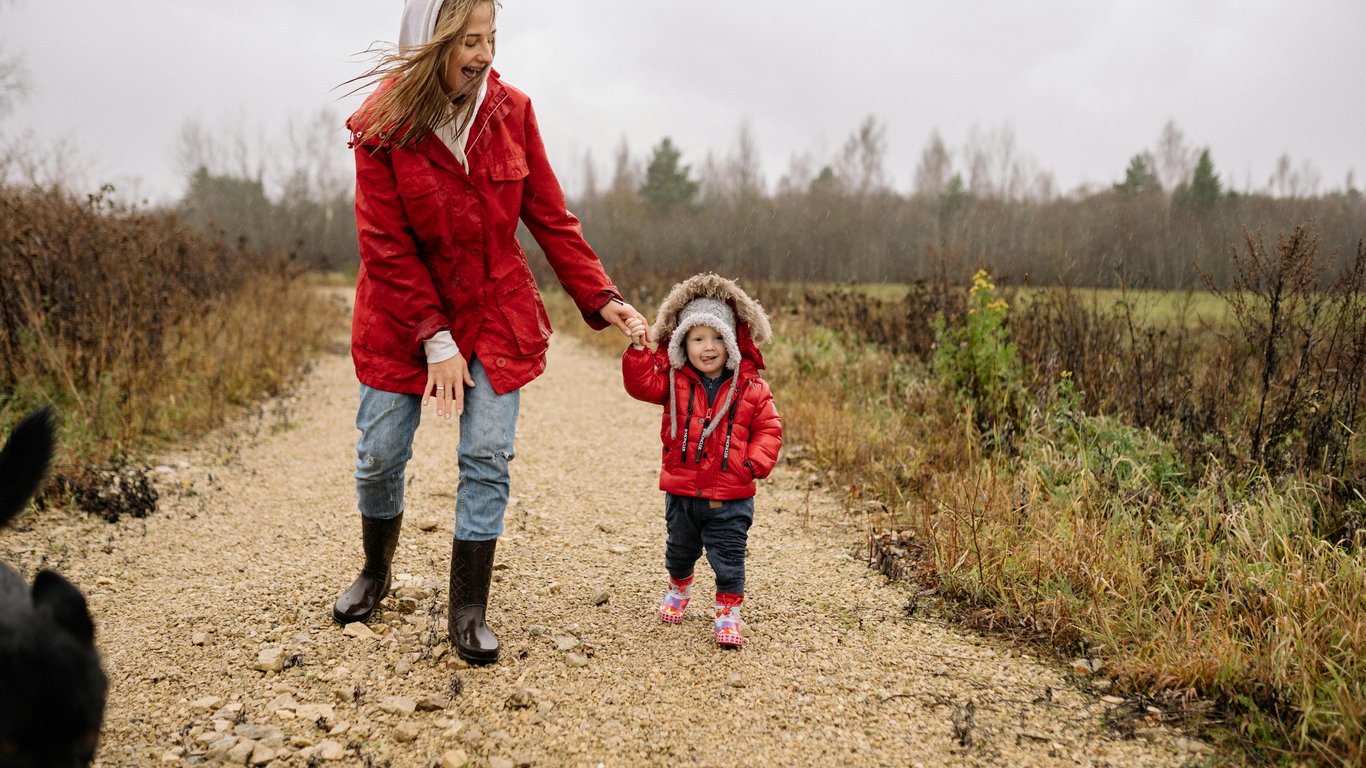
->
xmin=602 ymin=298 xmax=651 ymax=345
xmin=630 ymin=332 xmax=648 ymax=350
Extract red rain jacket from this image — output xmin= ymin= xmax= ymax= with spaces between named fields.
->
xmin=346 ymin=70 xmax=620 ymax=395
xmin=623 ymin=348 xmax=783 ymax=500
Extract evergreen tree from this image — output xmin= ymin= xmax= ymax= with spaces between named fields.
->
xmin=1187 ymin=148 xmax=1221 ymax=208
xmin=179 ymin=166 xmax=273 ymax=246
xmin=809 ymin=165 xmax=839 ymax=195
xmin=638 ymin=137 xmax=699 ymax=215
xmin=1113 ymin=154 xmax=1159 ymax=194
xmin=939 ymin=172 xmax=971 ymax=229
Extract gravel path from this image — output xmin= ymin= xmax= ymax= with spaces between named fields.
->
xmin=4 ymin=325 xmax=1214 ymax=767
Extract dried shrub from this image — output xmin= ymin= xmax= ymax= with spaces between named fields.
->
xmin=0 ymin=182 xmax=342 ymax=513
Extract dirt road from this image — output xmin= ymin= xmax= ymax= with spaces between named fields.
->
xmin=5 ymin=327 xmax=1212 ymax=767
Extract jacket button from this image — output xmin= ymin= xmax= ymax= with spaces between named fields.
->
xmin=496 ymin=358 xmax=507 ymax=368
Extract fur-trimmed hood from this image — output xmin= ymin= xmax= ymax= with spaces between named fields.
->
xmin=650 ymin=273 xmax=772 ymax=370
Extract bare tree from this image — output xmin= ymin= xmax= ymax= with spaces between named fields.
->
xmin=964 ymin=125 xmax=993 ymax=197
xmin=0 ymin=0 xmax=29 ymax=121
xmin=1269 ymin=154 xmax=1322 ymax=199
xmin=580 ymin=148 xmax=598 ymax=201
xmin=835 ymin=115 xmax=888 ymax=195
xmin=278 ymin=108 xmax=345 ymax=205
xmin=174 ymin=119 xmax=217 ymax=179
xmin=1154 ymin=119 xmax=1196 ymax=192
xmin=1030 ymin=168 xmax=1056 ymax=201
xmin=728 ymin=120 xmax=764 ymax=199
xmin=0 ymin=54 xmax=25 ymax=120
xmin=961 ymin=122 xmax=1039 ymax=200
xmin=1270 ymin=153 xmax=1300 ymax=198
xmin=1296 ymin=157 xmax=1322 ymax=197
xmin=3 ymin=132 xmax=87 ymax=189
xmin=175 ymin=117 xmax=265 ymax=189
xmin=777 ymin=151 xmax=815 ymax=196
xmin=990 ymin=123 xmax=1022 ymax=199
xmin=697 ymin=149 xmax=726 ymax=205
xmin=913 ymin=129 xmax=952 ymax=198
xmin=609 ymin=136 xmax=638 ymax=198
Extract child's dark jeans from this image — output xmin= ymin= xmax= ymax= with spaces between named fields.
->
xmin=663 ymin=493 xmax=754 ymax=595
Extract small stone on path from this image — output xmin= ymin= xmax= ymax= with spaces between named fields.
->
xmin=441 ymin=748 xmax=470 ymax=768
xmin=255 ymin=647 xmax=285 ymax=672
xmin=342 ymin=623 xmax=375 ymax=639
xmin=379 ymin=695 xmax=417 ymax=715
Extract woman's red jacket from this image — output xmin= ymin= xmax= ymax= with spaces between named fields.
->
xmin=346 ymin=70 xmax=620 ymax=395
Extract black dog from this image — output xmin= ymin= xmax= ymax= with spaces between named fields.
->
xmin=0 ymin=406 xmax=107 ymax=767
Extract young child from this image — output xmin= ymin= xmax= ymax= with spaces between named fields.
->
xmin=622 ymin=274 xmax=783 ymax=648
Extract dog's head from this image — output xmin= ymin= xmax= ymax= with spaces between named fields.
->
xmin=1 ymin=407 xmax=107 ymax=767
xmin=0 ymin=570 xmax=107 ymax=768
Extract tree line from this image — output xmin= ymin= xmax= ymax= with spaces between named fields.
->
xmin=560 ymin=118 xmax=1364 ymax=290
xmin=144 ymin=113 xmax=1366 ymax=290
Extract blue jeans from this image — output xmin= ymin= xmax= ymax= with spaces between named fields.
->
xmin=354 ymin=356 xmax=519 ymax=541
xmin=663 ymin=493 xmax=754 ymax=595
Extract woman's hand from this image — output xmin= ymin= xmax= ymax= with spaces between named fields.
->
xmin=600 ymin=298 xmax=651 ymax=346
xmin=423 ymin=355 xmax=475 ymax=420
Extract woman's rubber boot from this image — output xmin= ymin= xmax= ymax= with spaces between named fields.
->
xmin=449 ymin=538 xmax=499 ymax=665
xmin=332 ymin=513 xmax=403 ymax=624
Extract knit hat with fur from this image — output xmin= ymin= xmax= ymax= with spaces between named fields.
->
xmin=651 ymin=273 xmax=772 ymax=441
xmin=669 ymin=297 xmax=741 ymax=372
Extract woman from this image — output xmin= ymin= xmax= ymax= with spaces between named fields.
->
xmin=333 ymin=0 xmax=650 ymax=666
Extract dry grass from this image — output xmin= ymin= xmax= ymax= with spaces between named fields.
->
xmin=543 ymin=276 xmax=1366 ymax=766
xmin=0 ymin=182 xmax=344 ymax=480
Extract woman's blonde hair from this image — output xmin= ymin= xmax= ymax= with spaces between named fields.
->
xmin=349 ymin=0 xmax=499 ymax=148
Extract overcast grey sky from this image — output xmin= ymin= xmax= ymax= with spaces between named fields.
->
xmin=1 ymin=0 xmax=1363 ymax=204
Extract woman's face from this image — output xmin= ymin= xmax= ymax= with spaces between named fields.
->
xmin=442 ymin=2 xmax=495 ymax=95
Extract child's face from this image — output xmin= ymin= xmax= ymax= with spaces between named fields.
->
xmin=685 ymin=325 xmax=728 ymax=378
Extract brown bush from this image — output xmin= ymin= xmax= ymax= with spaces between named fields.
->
xmin=0 ymin=182 xmax=341 ymax=506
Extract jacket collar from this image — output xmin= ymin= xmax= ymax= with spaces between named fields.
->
xmin=412 ymin=69 xmax=510 ymax=176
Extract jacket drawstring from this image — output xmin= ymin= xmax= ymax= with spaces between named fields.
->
xmin=668 ymin=368 xmax=678 ymax=439
xmin=720 ymin=390 xmax=742 ymax=470
xmin=680 ymin=381 xmax=696 ymax=464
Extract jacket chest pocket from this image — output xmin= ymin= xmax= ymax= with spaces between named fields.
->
xmin=488 ymin=154 xmax=529 ymax=182
xmin=397 ymin=172 xmax=447 ymax=242
xmin=486 ymin=154 xmax=529 ymax=210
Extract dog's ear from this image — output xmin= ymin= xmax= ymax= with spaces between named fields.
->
xmin=0 ymin=404 xmax=57 ymax=527
xmin=32 ymin=570 xmax=97 ymax=645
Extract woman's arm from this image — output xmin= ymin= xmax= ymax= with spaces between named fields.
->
xmin=517 ymin=100 xmax=619 ymax=326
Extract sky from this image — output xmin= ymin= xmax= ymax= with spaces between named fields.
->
xmin=1 ymin=0 xmax=1363 ymax=205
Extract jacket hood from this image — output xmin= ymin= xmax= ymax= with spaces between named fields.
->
xmin=400 ymin=0 xmax=443 ymax=48
xmin=650 ymin=273 xmax=772 ymax=356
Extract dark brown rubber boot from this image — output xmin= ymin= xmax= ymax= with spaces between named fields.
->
xmin=448 ymin=538 xmax=499 ymax=664
xmin=332 ymin=513 xmax=403 ymax=624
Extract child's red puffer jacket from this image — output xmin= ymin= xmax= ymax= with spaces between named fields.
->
xmin=622 ymin=274 xmax=782 ymax=500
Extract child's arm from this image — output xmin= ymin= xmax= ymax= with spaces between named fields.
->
xmin=622 ymin=345 xmax=670 ymax=405
xmin=743 ymin=379 xmax=783 ymax=480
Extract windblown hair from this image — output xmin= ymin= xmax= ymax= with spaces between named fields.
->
xmin=347 ymin=0 xmax=499 ymax=148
